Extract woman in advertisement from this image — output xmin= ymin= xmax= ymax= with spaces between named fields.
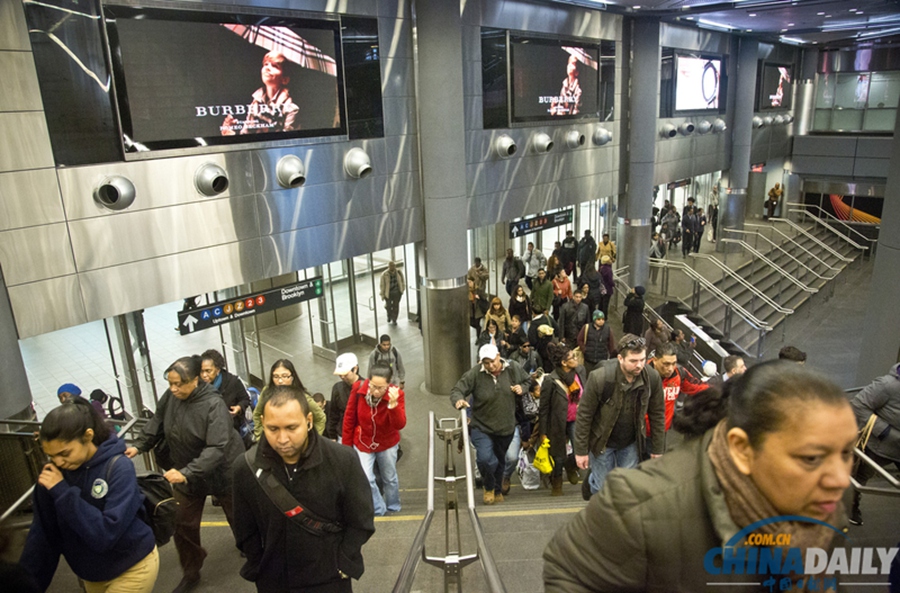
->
xmin=550 ymin=54 xmax=582 ymax=116
xmin=543 ymin=361 xmax=859 ymax=592
xmin=221 ymin=50 xmax=299 ymax=135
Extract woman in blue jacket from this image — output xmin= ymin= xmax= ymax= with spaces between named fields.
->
xmin=21 ymin=398 xmax=158 ymax=593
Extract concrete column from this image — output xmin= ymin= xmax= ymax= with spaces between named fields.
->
xmin=855 ymin=111 xmax=900 ymax=384
xmin=413 ymin=0 xmax=470 ymax=394
xmin=0 ymin=267 xmax=32 ymax=419
xmin=618 ymin=18 xmax=660 ymax=289
xmin=717 ymin=37 xmax=758 ymax=254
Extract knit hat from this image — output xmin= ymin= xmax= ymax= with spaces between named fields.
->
xmin=702 ymin=360 xmax=718 ymax=377
xmin=57 ymin=383 xmax=81 ymax=397
xmin=634 ymin=285 xmax=646 ymax=296
xmin=89 ymin=389 xmax=108 ymax=403
xmin=592 ymin=310 xmax=605 ymax=320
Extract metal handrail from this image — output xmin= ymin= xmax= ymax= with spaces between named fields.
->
xmin=743 ymin=223 xmax=839 ymax=274
xmin=852 ymin=447 xmax=900 ymax=498
xmin=770 ymin=217 xmax=853 ymax=263
xmin=719 ymin=239 xmax=818 ymax=294
xmin=687 ymin=254 xmax=793 ymax=314
xmin=786 ymin=208 xmax=866 ymax=251
xmin=786 ymin=202 xmax=877 ymax=245
xmin=647 ymin=258 xmax=772 ymax=331
xmin=723 ymin=228 xmax=836 ymax=281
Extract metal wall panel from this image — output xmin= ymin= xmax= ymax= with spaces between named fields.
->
xmin=377 ymin=0 xmax=408 ymax=19
xmin=260 ymin=207 xmax=423 ymax=276
xmin=68 ymin=197 xmax=260 ymax=271
xmin=0 ymin=51 xmax=43 ymax=112
xmin=0 ymin=111 xmax=54 ymax=171
xmin=78 ymin=240 xmax=265 ymax=323
xmin=0 ymin=0 xmax=30 ymax=51
xmin=792 ymin=135 xmax=859 ymax=157
xmin=660 ymin=23 xmax=731 ymax=55
xmin=57 ymin=152 xmax=257 ymax=220
xmin=0 ymin=168 xmax=65 ymax=230
xmin=188 ymin=0 xmax=377 ymax=16
xmin=382 ymin=57 xmax=415 ymax=98
xmin=8 ymin=275 xmax=87 ymax=338
xmin=853 ymin=158 xmax=890 ymax=179
xmin=0 ymin=223 xmax=76 ymax=285
xmin=791 ymin=155 xmax=855 ymax=177
xmin=856 ymin=137 xmax=892 ymax=159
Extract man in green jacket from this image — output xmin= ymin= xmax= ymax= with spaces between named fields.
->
xmin=530 ymin=268 xmax=554 ymax=316
xmin=574 ymin=334 xmax=665 ymax=498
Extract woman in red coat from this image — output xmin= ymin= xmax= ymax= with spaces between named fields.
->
xmin=342 ymin=364 xmax=407 ymax=516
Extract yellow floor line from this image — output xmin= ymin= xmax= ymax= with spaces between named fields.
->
xmin=200 ymin=505 xmax=581 ymax=527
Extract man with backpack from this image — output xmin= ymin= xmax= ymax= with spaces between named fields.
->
xmin=576 ymin=230 xmax=597 ymax=278
xmin=501 ymin=248 xmax=525 ymax=296
xmin=367 ymin=335 xmax=406 ymax=390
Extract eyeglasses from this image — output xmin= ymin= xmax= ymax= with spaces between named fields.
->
xmin=368 ymin=383 xmax=389 ymax=394
xmin=621 ymin=337 xmax=646 ymax=351
xmin=272 ymin=373 xmax=293 ymax=381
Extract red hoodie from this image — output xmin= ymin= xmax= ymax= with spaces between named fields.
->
xmin=342 ymin=379 xmax=406 ymax=453
xmin=645 ymin=362 xmax=708 ymax=433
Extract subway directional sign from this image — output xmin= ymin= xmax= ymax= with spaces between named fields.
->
xmin=177 ymin=277 xmax=324 ymax=335
xmin=509 ymin=208 xmax=573 ymax=239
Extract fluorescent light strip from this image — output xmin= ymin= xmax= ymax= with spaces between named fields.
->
xmin=697 ymin=18 xmax=733 ymax=31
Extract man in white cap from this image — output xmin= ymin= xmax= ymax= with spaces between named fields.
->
xmin=328 ymin=353 xmax=360 ymax=442
xmin=450 ymin=344 xmax=532 ymax=505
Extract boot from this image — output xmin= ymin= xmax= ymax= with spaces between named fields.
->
xmin=551 ymin=475 xmax=564 ymax=496
xmin=564 ymin=456 xmax=580 ymax=485
xmin=849 ymin=491 xmax=863 ymax=526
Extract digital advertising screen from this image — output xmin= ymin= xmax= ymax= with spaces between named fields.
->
xmin=510 ymin=36 xmax=600 ymax=123
xmin=105 ymin=6 xmax=345 ymax=152
xmin=759 ymin=63 xmax=793 ymax=110
xmin=674 ymin=55 xmax=721 ymax=112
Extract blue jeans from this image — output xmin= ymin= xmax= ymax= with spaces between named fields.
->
xmin=470 ymin=427 xmax=514 ymax=494
xmin=587 ymin=441 xmax=639 ymax=496
xmin=356 ymin=444 xmax=400 ymax=516
xmin=504 ymin=426 xmax=522 ymax=480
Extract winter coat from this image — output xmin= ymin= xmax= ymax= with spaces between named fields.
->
xmin=544 ymin=427 xmax=847 ymax=592
xmin=502 ymin=257 xmax=525 ymax=284
xmin=379 ymin=268 xmax=405 ymax=300
xmin=560 ymin=236 xmax=578 ymax=268
xmin=577 ymin=236 xmax=597 ymax=267
xmin=466 ymin=264 xmax=490 ymax=291
xmin=540 ymin=367 xmax=586 ymax=459
xmin=449 ymin=359 xmax=532 ymax=436
xmin=326 ymin=379 xmax=356 ymax=441
xmin=342 ymin=379 xmax=406 ymax=453
xmin=851 ymin=363 xmax=900 ymax=462
xmin=508 ymin=295 xmax=532 ymax=324
xmin=484 ymin=308 xmax=512 ymax=334
xmin=573 ymin=360 xmax=665 ymax=459
xmin=531 ymin=278 xmax=555 ymax=314
xmin=599 ymin=264 xmax=615 ymax=297
xmin=622 ymin=293 xmax=645 ymax=336
xmin=233 ymin=433 xmax=375 ymax=592
xmin=214 ymin=369 xmax=251 ymax=432
xmin=648 ymin=363 xmax=708 ymax=433
xmin=133 ymin=381 xmax=244 ymax=497
xmin=595 ymin=240 xmax=616 ymax=263
xmin=577 ymin=322 xmax=615 ymax=364
xmin=367 ymin=345 xmax=406 ymax=384
xmin=523 ymin=248 xmax=547 ymax=278
xmin=22 ymin=434 xmax=155 ymax=592
xmin=559 ymin=301 xmax=590 ymax=344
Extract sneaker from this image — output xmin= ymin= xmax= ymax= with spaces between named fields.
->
xmin=494 ymin=492 xmax=504 ymax=503
xmin=849 ymin=507 xmax=863 ymax=526
xmin=501 ymin=477 xmax=511 ymax=495
xmin=581 ymin=469 xmax=593 ymax=502
xmin=483 ymin=489 xmax=494 ymax=505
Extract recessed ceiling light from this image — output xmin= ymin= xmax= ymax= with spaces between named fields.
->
xmin=857 ymin=11 xmax=864 ymax=14
xmin=749 ymin=13 xmax=757 ymax=17
xmin=825 ymin=14 xmax=832 ymax=18
xmin=746 ymin=29 xmax=753 ymax=32
xmin=787 ymin=23 xmax=795 ymax=27
xmin=781 ymin=28 xmax=788 ymax=32
xmin=686 ymin=16 xmax=694 ymax=20
xmin=632 ymin=5 xmax=641 ymax=8
xmin=817 ymin=12 xmax=825 ymax=16
xmin=849 ymin=8 xmax=858 ymax=11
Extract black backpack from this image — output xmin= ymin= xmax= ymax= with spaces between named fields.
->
xmin=106 ymin=455 xmax=178 ymax=546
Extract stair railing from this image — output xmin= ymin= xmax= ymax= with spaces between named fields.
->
xmin=770 ymin=216 xmax=854 ymax=263
xmin=688 ymin=253 xmax=793 ymax=315
xmin=719 ymin=239 xmax=818 ymax=296
xmin=742 ymin=223 xmax=840 ymax=275
xmin=722 ymin=228 xmax=837 ymax=281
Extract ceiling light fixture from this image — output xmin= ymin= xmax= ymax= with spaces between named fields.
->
xmin=698 ymin=18 xmax=734 ymax=31
xmin=787 ymin=23 xmax=795 ymax=27
xmin=749 ymin=13 xmax=757 ymax=17
xmin=817 ymin=12 xmax=825 ymax=16
xmin=779 ymin=36 xmax=806 ymax=45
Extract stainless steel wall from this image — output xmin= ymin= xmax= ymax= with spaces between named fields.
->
xmin=0 ymin=0 xmax=423 ymax=338
xmin=462 ymin=0 xmax=623 ymax=227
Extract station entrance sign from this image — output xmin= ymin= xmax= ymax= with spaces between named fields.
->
xmin=509 ymin=208 xmax=573 ymax=239
xmin=177 ymin=277 xmax=324 ymax=335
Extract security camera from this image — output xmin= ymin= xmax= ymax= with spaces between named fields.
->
xmin=678 ymin=122 xmax=695 ymax=136
xmin=194 ymin=163 xmax=229 ymax=197
xmin=93 ymin=176 xmax=136 ymax=211
xmin=660 ymin=123 xmax=677 ymax=138
xmin=593 ymin=127 xmax=613 ymax=146
xmin=713 ymin=118 xmax=727 ymax=133
xmin=276 ymin=155 xmax=306 ymax=189
xmin=494 ymin=134 xmax=517 ymax=159
xmin=565 ymin=130 xmax=586 ymax=149
xmin=752 ymin=116 xmax=764 ymax=129
xmin=697 ymin=121 xmax=712 ymax=135
xmin=344 ymin=148 xmax=372 ymax=179
xmin=532 ymin=132 xmax=554 ymax=154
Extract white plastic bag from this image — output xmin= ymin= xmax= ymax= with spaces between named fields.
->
xmin=517 ymin=448 xmax=541 ymax=490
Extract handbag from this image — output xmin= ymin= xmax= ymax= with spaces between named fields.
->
xmin=533 ymin=436 xmax=554 ymax=474
xmin=853 ymin=414 xmax=878 ymax=473
xmin=517 ymin=448 xmax=541 ymax=490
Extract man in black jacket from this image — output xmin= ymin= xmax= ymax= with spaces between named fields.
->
xmin=328 ymin=353 xmax=360 ymax=442
xmin=233 ymin=386 xmax=375 ymax=592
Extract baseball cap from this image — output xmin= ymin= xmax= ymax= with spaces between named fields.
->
xmin=592 ymin=310 xmax=605 ymax=320
xmin=333 ymin=353 xmax=359 ymax=375
xmin=478 ymin=344 xmax=499 ymax=361
xmin=702 ymin=360 xmax=718 ymax=377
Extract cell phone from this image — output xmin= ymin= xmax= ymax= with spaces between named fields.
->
xmin=690 ymin=336 xmax=696 ymax=344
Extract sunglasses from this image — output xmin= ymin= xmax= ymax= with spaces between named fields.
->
xmin=621 ymin=337 xmax=646 ymax=350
